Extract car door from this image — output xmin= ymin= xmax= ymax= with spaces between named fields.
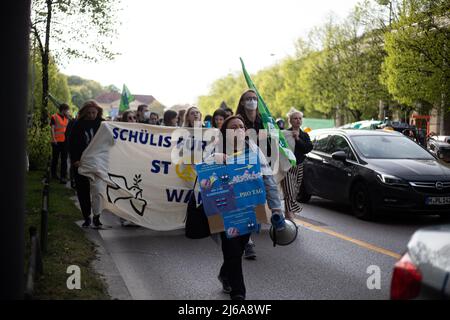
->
xmin=305 ymin=132 xmax=333 ymax=198
xmin=323 ymin=135 xmax=358 ymax=202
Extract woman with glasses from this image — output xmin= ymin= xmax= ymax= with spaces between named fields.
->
xmin=121 ymin=110 xmax=137 ymax=123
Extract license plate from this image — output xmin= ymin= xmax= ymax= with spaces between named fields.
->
xmin=426 ymin=196 xmax=450 ymax=205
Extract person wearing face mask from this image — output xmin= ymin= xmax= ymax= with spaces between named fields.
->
xmin=236 ymin=90 xmax=261 ymax=131
xmin=68 ymin=100 xmax=104 ymax=228
xmin=235 ymin=89 xmax=270 ymax=260
xmin=185 ymin=115 xmax=284 ymax=300
xmin=137 ymin=104 xmax=150 ymax=124
xmin=50 ymin=103 xmax=71 ymax=183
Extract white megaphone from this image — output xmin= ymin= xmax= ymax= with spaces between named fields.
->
xmin=269 ymin=213 xmax=298 ymax=247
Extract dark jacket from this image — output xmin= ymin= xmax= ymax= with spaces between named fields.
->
xmin=288 ymin=128 xmax=313 ymax=163
xmin=241 ymin=115 xmax=273 ymax=157
xmin=64 ymin=118 xmax=76 ymax=152
xmin=68 ymin=118 xmax=103 ymax=164
xmin=243 ymin=115 xmax=263 ymax=134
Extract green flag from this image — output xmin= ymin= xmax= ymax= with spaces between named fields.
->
xmin=119 ymin=84 xmax=135 ymax=112
xmin=240 ymin=58 xmax=297 ymax=166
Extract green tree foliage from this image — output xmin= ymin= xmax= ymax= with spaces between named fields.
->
xmin=28 ymin=49 xmax=72 ymax=123
xmin=68 ymin=75 xmax=104 ymax=108
xmin=28 ymin=50 xmax=71 ymax=170
xmin=30 ymin=0 xmax=122 ymax=125
xmin=198 ymin=4 xmax=392 ymax=123
xmin=381 ymin=0 xmax=450 ymax=109
xmin=27 ymin=119 xmax=52 ymax=170
xmin=199 ymin=0 xmax=446 ymax=124
xmin=198 ymin=73 xmax=246 ymax=115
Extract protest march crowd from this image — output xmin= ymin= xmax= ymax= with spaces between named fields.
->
xmin=49 ymin=89 xmax=313 ymax=301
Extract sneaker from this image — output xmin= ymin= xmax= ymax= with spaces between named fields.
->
xmin=218 ymin=275 xmax=232 ymax=294
xmin=244 ymin=243 xmax=256 ymax=260
xmin=93 ymin=215 xmax=102 ymax=227
xmin=82 ymin=218 xmax=91 ymax=228
xmin=121 ymin=219 xmax=135 ymax=227
xmin=231 ymin=294 xmax=245 ymax=301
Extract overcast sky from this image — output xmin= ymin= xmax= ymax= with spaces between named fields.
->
xmin=61 ymin=0 xmax=361 ymax=107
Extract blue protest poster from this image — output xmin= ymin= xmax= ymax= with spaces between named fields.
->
xmin=222 ymin=207 xmax=259 ymax=238
xmin=196 ymin=162 xmax=237 ymax=216
xmin=195 ymin=150 xmax=266 ymax=238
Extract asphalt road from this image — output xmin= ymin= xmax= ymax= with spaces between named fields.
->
xmin=87 ymin=196 xmax=448 ymax=300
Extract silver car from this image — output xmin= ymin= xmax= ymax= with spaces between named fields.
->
xmin=390 ymin=224 xmax=450 ymax=299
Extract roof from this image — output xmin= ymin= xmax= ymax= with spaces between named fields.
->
xmin=168 ymin=104 xmax=191 ymax=112
xmin=94 ymin=92 xmax=156 ymax=105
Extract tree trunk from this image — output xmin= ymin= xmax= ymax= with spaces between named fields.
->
xmin=439 ymin=93 xmax=445 ymax=135
xmin=40 ymin=0 xmax=52 ymax=127
xmin=335 ymin=106 xmax=345 ymax=127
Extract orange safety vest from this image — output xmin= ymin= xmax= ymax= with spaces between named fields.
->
xmin=51 ymin=113 xmax=68 ymax=142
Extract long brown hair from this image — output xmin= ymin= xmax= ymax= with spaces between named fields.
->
xmin=78 ymin=100 xmax=103 ymax=120
xmin=235 ymin=89 xmax=260 ymax=125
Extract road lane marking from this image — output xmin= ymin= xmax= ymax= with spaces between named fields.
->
xmin=294 ymin=218 xmax=402 ymax=260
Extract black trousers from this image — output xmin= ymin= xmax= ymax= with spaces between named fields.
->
xmin=219 ymin=232 xmax=251 ymax=298
xmin=51 ymin=142 xmax=68 ymax=179
xmin=74 ymin=168 xmax=91 ymax=220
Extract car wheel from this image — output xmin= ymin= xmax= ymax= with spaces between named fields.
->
xmin=297 ymin=183 xmax=311 ymax=203
xmin=351 ymin=182 xmax=373 ymax=220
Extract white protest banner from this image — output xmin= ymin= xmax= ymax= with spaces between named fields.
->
xmin=78 ymin=122 xmax=211 ymax=231
xmin=78 ymin=122 xmax=291 ymax=231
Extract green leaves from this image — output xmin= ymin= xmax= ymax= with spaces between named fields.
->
xmin=27 ymin=119 xmax=52 ymax=170
xmin=199 ymin=0 xmax=449 ymax=122
xmin=381 ymin=0 xmax=450 ymax=107
xmin=31 ymin=0 xmax=121 ymax=64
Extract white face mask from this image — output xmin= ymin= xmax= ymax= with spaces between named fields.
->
xmin=244 ymin=100 xmax=258 ymax=111
xmin=144 ymin=111 xmax=151 ymax=119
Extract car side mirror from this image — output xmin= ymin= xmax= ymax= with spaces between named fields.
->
xmin=332 ymin=151 xmax=347 ymax=162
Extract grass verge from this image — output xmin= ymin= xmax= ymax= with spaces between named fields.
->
xmin=25 ymin=170 xmax=109 ymax=299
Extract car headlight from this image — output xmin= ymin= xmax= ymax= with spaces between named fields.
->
xmin=376 ymin=173 xmax=409 ymax=187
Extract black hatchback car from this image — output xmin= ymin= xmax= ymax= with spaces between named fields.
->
xmin=299 ymin=129 xmax=450 ymax=220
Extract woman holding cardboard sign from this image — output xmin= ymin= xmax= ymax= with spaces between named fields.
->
xmin=186 ymin=114 xmax=283 ymax=300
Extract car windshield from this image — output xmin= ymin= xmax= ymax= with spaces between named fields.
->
xmin=351 ymin=135 xmax=434 ymax=160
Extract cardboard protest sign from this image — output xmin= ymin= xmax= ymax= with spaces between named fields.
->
xmin=196 ymin=150 xmax=269 ymax=237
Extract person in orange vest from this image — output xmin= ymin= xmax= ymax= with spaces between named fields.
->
xmin=50 ymin=103 xmax=70 ymax=183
